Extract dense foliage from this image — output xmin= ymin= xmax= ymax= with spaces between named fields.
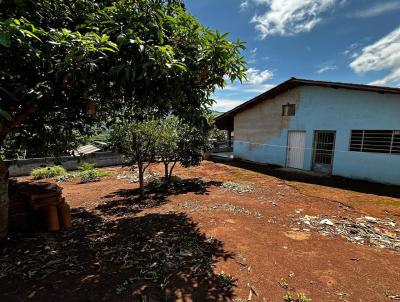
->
xmin=110 ymin=120 xmax=160 ymax=198
xmin=0 ymin=0 xmax=246 ymax=159
xmin=110 ymin=116 xmax=210 ymax=197
xmin=156 ymin=116 xmax=210 ymax=181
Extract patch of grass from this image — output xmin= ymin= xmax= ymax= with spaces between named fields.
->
xmin=79 ymin=162 xmax=96 ymax=171
xmin=31 ymin=166 xmax=67 ymax=180
xmin=284 ymin=292 xmax=312 ymax=302
xmin=75 ymin=163 xmax=112 ymax=183
xmin=79 ymin=169 xmax=100 ymax=183
xmin=79 ymin=169 xmax=112 ymax=183
xmin=95 ymin=170 xmax=113 ymax=177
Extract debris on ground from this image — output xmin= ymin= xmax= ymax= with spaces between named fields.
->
xmin=219 ymin=181 xmax=255 ymax=194
xmin=385 ymin=290 xmax=400 ymax=300
xmin=294 ymin=215 xmax=399 ymax=250
xmin=178 ymin=200 xmax=263 ymax=219
xmin=117 ymin=171 xmax=160 ymax=184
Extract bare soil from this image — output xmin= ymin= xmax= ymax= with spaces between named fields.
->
xmin=1 ymin=160 xmax=399 ymax=302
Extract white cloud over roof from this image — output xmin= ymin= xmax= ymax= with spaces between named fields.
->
xmin=350 ymin=26 xmax=400 ymax=87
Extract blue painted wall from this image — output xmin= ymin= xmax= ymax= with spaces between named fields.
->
xmin=233 ymin=86 xmax=400 ymax=185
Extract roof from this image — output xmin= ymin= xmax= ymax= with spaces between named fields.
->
xmin=76 ymin=144 xmax=102 ymax=155
xmin=214 ymin=77 xmax=400 ymax=131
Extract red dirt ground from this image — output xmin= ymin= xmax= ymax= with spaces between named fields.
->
xmin=1 ymin=160 xmax=399 ymax=302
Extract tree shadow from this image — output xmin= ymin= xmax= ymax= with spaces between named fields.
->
xmin=0 ymin=209 xmax=235 ymax=302
xmin=210 ymin=157 xmax=400 ymax=199
xmin=97 ymin=178 xmax=223 ymax=217
xmin=96 ymin=194 xmax=168 ymax=217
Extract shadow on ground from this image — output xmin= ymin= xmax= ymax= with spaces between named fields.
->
xmin=210 ymin=157 xmax=400 ymax=199
xmin=0 ymin=207 xmax=235 ymax=302
xmin=97 ymin=178 xmax=223 ymax=217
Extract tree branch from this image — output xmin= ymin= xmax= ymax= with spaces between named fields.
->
xmin=0 ymin=105 xmax=37 ymax=144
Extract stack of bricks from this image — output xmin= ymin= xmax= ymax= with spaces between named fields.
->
xmin=8 ymin=181 xmax=71 ymax=232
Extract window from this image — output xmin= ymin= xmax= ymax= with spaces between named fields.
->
xmin=282 ymin=104 xmax=296 ymax=116
xmin=350 ymin=130 xmax=400 ymax=154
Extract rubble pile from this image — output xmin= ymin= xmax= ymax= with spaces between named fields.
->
xmin=220 ymin=182 xmax=255 ymax=194
xmin=295 ymin=215 xmax=399 ymax=250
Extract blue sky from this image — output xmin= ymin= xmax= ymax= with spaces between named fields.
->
xmin=185 ymin=0 xmax=400 ymax=112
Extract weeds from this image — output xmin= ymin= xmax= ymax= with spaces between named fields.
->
xmin=31 ymin=166 xmax=66 ymax=179
xmin=79 ymin=162 xmax=96 ymax=171
xmin=284 ymin=292 xmax=312 ymax=302
xmin=214 ymin=271 xmax=235 ymax=288
xmin=78 ymin=163 xmax=112 ymax=183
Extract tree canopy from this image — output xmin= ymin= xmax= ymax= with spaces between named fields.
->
xmin=0 ymin=0 xmax=247 ymax=157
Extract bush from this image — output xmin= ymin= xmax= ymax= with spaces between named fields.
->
xmin=78 ymin=168 xmax=112 ymax=183
xmin=79 ymin=169 xmax=100 ymax=183
xmin=79 ymin=162 xmax=96 ymax=171
xmin=31 ymin=166 xmax=67 ymax=179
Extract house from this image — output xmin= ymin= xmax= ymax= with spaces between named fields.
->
xmin=214 ymin=78 xmax=400 ymax=185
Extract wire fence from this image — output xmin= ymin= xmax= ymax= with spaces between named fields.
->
xmin=211 ymin=139 xmax=400 ymax=155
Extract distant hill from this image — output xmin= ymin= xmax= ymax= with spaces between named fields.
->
xmin=211 ymin=111 xmax=224 ymax=117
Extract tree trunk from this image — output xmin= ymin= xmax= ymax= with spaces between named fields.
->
xmin=168 ymin=161 xmax=177 ymax=183
xmin=138 ymin=162 xmax=145 ymax=199
xmin=164 ymin=162 xmax=169 ymax=182
xmin=0 ymin=160 xmax=9 ymax=239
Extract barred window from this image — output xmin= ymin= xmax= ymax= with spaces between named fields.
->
xmin=350 ymin=130 xmax=400 ymax=154
xmin=282 ymin=104 xmax=296 ymax=116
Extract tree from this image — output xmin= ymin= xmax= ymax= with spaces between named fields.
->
xmin=88 ymin=1 xmax=247 ymax=125
xmin=156 ymin=116 xmax=180 ymax=181
xmin=0 ymin=9 xmax=118 ymax=237
xmin=0 ymin=0 xmax=247 ymax=237
xmin=110 ymin=116 xmax=210 ymax=197
xmin=110 ymin=120 xmax=159 ymax=199
xmin=155 ymin=116 xmax=210 ymax=183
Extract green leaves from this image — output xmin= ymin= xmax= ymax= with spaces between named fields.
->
xmin=0 ymin=0 xmax=247 ymax=158
xmin=0 ymin=108 xmax=12 ymax=122
xmin=0 ymin=32 xmax=11 ymax=47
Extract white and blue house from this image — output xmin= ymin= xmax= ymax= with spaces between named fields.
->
xmin=215 ymin=78 xmax=400 ymax=185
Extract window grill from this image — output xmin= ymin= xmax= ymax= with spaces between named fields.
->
xmin=314 ymin=132 xmax=335 ymax=164
xmin=282 ymin=104 xmax=296 ymax=116
xmin=350 ymin=130 xmax=400 ymax=154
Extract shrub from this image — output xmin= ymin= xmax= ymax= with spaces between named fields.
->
xmin=31 ymin=166 xmax=67 ymax=179
xmin=79 ymin=169 xmax=100 ymax=183
xmin=79 ymin=162 xmax=96 ymax=171
xmin=79 ymin=168 xmax=112 ymax=183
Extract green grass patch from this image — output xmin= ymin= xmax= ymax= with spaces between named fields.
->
xmin=77 ymin=163 xmax=112 ymax=183
xmin=31 ymin=166 xmax=67 ymax=180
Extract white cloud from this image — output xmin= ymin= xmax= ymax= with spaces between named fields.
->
xmin=248 ymin=48 xmax=258 ymax=64
xmin=212 ymin=99 xmax=247 ymax=112
xmin=343 ymin=42 xmax=363 ymax=58
xmin=350 ymin=26 xmax=400 ymax=87
xmin=250 ymin=48 xmax=258 ymax=54
xmin=246 ymin=67 xmax=273 ymax=84
xmin=351 ymin=2 xmax=400 ymax=18
xmin=214 ymin=68 xmax=275 ymax=111
xmin=242 ymin=0 xmax=338 ymax=39
xmin=316 ymin=65 xmax=338 ymax=74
